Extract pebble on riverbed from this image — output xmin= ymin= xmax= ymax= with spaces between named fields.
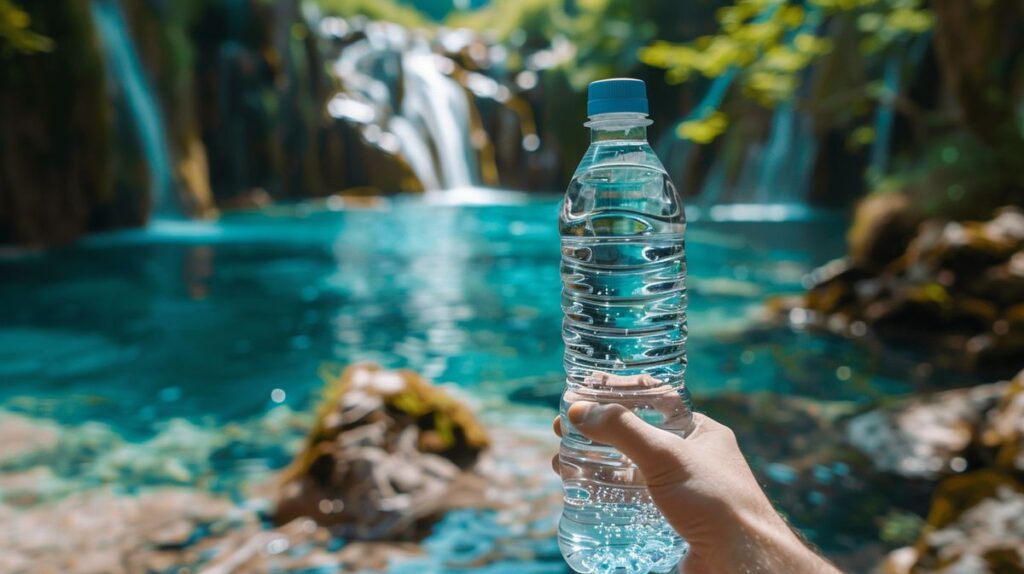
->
xmin=0 ymin=378 xmax=560 ymax=573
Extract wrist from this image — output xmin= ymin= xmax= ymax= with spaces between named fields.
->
xmin=686 ymin=500 xmax=830 ymax=574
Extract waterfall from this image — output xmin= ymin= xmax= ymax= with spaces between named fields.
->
xmin=870 ymin=55 xmax=901 ymax=177
xmin=689 ymin=98 xmax=817 ymax=207
xmin=326 ymin=21 xmax=477 ymax=191
xmin=754 ymin=101 xmax=816 ymax=203
xmin=401 ymin=50 xmax=475 ymax=189
xmin=665 ymin=5 xmax=822 ymax=208
xmin=389 ymin=116 xmax=442 ymax=190
xmin=91 ymin=0 xmax=175 ymax=217
xmin=870 ymin=35 xmax=929 ymax=179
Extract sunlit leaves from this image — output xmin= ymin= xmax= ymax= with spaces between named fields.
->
xmin=809 ymin=0 xmax=880 ymax=10
xmin=847 ymin=126 xmax=877 ymax=149
xmin=857 ymin=4 xmax=933 ymax=53
xmin=763 ymin=46 xmax=813 ymax=73
xmin=743 ymin=70 xmax=798 ymax=105
xmin=640 ymin=38 xmax=752 ymax=84
xmin=641 ymin=0 xmax=935 ymax=143
xmin=0 ymin=0 xmax=53 ymax=56
xmin=677 ymin=111 xmax=729 ymax=143
xmin=779 ymin=5 xmax=806 ymax=28
xmin=313 ymin=0 xmax=428 ymax=29
xmin=886 ymin=7 xmax=934 ymax=33
xmin=640 ymin=0 xmax=820 ymax=106
xmin=793 ymin=32 xmax=832 ymax=55
xmin=452 ymin=0 xmax=659 ymax=88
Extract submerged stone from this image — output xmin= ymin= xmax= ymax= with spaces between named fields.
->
xmin=0 ymin=411 xmax=60 ymax=467
xmin=0 ymin=488 xmax=239 ymax=574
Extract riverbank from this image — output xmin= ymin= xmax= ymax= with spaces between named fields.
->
xmin=774 ymin=204 xmax=1024 ymax=378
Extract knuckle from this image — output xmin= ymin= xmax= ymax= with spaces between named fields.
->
xmin=643 ymin=459 xmax=688 ymax=489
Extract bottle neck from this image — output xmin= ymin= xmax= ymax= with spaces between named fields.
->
xmin=586 ymin=112 xmax=652 ymax=143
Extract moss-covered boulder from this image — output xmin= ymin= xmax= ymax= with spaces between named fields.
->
xmin=274 ymin=363 xmax=489 ymax=541
xmin=848 ymin=193 xmax=923 ymax=273
xmin=780 ymin=207 xmax=1024 ymax=376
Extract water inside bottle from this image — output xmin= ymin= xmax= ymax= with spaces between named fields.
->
xmin=558 ymin=137 xmax=693 ymax=573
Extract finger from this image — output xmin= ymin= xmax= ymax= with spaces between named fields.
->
xmin=551 ymin=454 xmax=560 ymax=475
xmin=553 ymin=415 xmax=562 ymax=438
xmin=567 ymin=401 xmax=690 ymax=485
xmin=688 ymin=412 xmax=737 ymax=445
xmin=690 ymin=411 xmax=725 ymax=433
xmin=687 ymin=412 xmax=711 ymax=438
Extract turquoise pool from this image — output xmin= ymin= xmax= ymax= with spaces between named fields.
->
xmin=0 ymin=196 xmax=971 ymax=570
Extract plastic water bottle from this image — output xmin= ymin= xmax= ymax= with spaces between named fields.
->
xmin=558 ymin=78 xmax=694 ymax=574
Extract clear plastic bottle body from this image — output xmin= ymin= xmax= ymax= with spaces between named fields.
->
xmin=558 ymin=113 xmax=693 ymax=574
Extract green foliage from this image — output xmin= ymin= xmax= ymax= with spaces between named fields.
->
xmin=312 ymin=0 xmax=428 ymax=29
xmin=876 ymin=507 xmax=927 ymax=544
xmin=565 ymin=0 xmax=658 ymax=89
xmin=640 ymin=0 xmax=934 ymax=142
xmin=678 ymin=111 xmax=729 ymax=144
xmin=0 ymin=0 xmax=53 ymax=56
xmin=447 ymin=0 xmax=562 ymax=45
xmin=448 ymin=0 xmax=658 ymax=89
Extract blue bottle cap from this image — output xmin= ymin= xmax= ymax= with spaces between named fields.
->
xmin=587 ymin=78 xmax=649 ymax=117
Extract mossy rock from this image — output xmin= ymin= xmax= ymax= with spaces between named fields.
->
xmin=308 ymin=362 xmax=488 ymax=465
xmin=908 ymin=469 xmax=1024 ymax=573
xmin=924 ymin=469 xmax=1024 ymax=530
xmin=785 ymin=207 xmax=1024 ymax=375
xmin=848 ymin=193 xmax=923 ymax=272
xmin=979 ymin=370 xmax=1024 ymax=473
xmin=275 ymin=363 xmax=489 ymax=540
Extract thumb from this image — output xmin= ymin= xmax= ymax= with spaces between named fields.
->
xmin=567 ymin=401 xmax=690 ymax=486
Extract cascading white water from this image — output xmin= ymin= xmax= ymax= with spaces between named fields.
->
xmin=750 ymin=102 xmax=816 ymax=204
xmin=326 ymin=21 xmax=478 ymax=191
xmin=90 ymin=0 xmax=176 ymax=216
xmin=400 ymin=50 xmax=475 ymax=189
xmin=389 ymin=116 xmax=442 ymax=190
xmin=690 ymin=103 xmax=817 ymax=207
xmin=661 ymin=6 xmax=823 ymax=210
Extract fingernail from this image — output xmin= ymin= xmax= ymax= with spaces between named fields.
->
xmin=568 ymin=401 xmax=597 ymax=425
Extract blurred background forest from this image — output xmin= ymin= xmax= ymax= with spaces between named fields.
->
xmin=3 ymin=0 xmax=1022 ymax=245
xmin=1 ymin=1 xmax=1023 ymax=573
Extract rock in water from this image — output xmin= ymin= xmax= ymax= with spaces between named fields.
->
xmin=847 ymin=192 xmax=922 ymax=272
xmin=846 ymin=383 xmax=1009 ymax=479
xmin=274 ymin=363 xmax=490 ymax=541
xmin=877 ymin=470 xmax=1024 ymax=574
xmin=850 ymin=369 xmax=1024 ymax=573
xmin=980 ymin=370 xmax=1024 ymax=473
xmin=781 ymin=206 xmax=1024 ymax=375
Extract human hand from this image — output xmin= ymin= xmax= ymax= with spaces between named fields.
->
xmin=553 ymin=402 xmax=841 ymax=574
